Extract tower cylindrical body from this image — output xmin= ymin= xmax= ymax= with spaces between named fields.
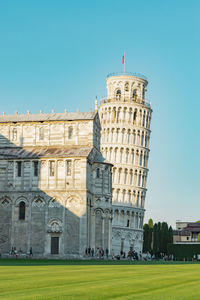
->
xmin=99 ymin=72 xmax=152 ymax=255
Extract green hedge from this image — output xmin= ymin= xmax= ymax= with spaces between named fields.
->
xmin=167 ymin=243 xmax=200 ymax=260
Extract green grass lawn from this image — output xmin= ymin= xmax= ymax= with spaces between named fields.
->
xmin=0 ymin=260 xmax=200 ymax=299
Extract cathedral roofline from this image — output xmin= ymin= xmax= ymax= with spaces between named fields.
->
xmin=0 ymin=112 xmax=97 ymax=123
xmin=0 ymin=146 xmax=92 ymax=159
xmin=107 ymin=72 xmax=147 ymax=81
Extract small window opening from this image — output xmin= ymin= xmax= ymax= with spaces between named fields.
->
xmin=125 ymin=82 xmax=129 ymax=92
xmin=34 ymin=161 xmax=38 ymax=177
xmin=133 ymin=89 xmax=137 ymax=100
xmin=116 ymin=89 xmax=121 ymax=100
xmin=142 ymin=87 xmax=145 ymax=99
xmin=19 ymin=201 xmax=25 ymax=220
xmin=50 ymin=161 xmax=55 ymax=177
xmin=96 ymin=168 xmax=100 ymax=178
xmin=12 ymin=128 xmax=17 ymax=141
xmin=66 ymin=160 xmax=72 ymax=176
xmin=68 ymin=127 xmax=73 ymax=139
xmin=39 ymin=127 xmax=44 ymax=140
xmin=17 ymin=161 xmax=22 ymax=177
xmin=133 ymin=111 xmax=137 ymax=121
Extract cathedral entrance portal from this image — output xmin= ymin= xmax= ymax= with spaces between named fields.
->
xmin=51 ymin=237 xmax=59 ymax=254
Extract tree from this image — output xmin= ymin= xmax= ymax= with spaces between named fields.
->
xmin=161 ymin=222 xmax=169 ymax=253
xmin=143 ymin=224 xmax=150 ymax=252
xmin=153 ymin=223 xmax=158 ymax=254
xmin=198 ymin=233 xmax=200 ymax=242
xmin=143 ymin=223 xmax=153 ymax=253
xmin=147 ymin=219 xmax=153 ymax=251
xmin=157 ymin=222 xmax=161 ymax=254
xmin=148 ymin=218 xmax=153 ymax=228
xmin=145 ymin=221 xmax=174 ymax=256
xmin=168 ymin=226 xmax=173 ymax=244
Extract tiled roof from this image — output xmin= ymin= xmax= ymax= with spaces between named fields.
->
xmin=93 ymin=151 xmax=113 ymax=165
xmin=174 ymin=223 xmax=200 ymax=236
xmin=0 ymin=112 xmax=96 ymax=123
xmin=0 ymin=146 xmax=92 ymax=159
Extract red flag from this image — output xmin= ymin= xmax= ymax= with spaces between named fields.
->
xmin=122 ymin=53 xmax=125 ymax=64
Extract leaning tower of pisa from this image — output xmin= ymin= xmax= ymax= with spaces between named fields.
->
xmin=99 ymin=72 xmax=152 ymax=255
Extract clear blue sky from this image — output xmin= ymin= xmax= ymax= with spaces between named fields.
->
xmin=0 ymin=0 xmax=199 ymax=227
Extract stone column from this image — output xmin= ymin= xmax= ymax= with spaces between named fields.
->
xmin=55 ymin=160 xmax=58 ymax=189
xmin=90 ymin=210 xmax=96 ymax=250
xmin=102 ymin=216 xmax=105 ymax=250
xmin=30 ymin=160 xmax=33 ymax=190
xmin=45 ymin=160 xmax=49 ymax=189
xmin=61 ymin=202 xmax=66 ymax=256
xmin=27 ymin=194 xmax=32 ymax=254
xmin=108 ymin=216 xmax=112 ymax=254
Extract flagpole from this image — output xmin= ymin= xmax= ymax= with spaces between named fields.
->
xmin=124 ymin=52 xmax=125 ymax=73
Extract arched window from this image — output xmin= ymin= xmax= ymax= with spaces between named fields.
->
xmin=141 ymin=133 xmax=144 ymax=146
xmin=128 ymin=191 xmax=131 ymax=202
xmin=109 ymin=148 xmax=112 ymax=161
xmin=122 ymin=129 xmax=125 ymax=144
xmin=127 ymin=130 xmax=131 ymax=144
xmin=127 ymin=219 xmax=130 ymax=227
xmin=114 ymin=148 xmax=117 ymax=161
xmin=39 ymin=127 xmax=44 ymax=140
xmin=68 ymin=127 xmax=73 ymax=139
xmin=124 ymin=169 xmax=128 ymax=184
xmin=133 ymin=89 xmax=137 ymax=100
xmin=122 ymin=190 xmax=125 ymax=202
xmin=143 ymin=154 xmax=146 ymax=167
xmin=142 ymin=175 xmax=145 ymax=187
xmin=138 ymin=172 xmax=141 ymax=186
xmin=120 ymin=149 xmax=123 ymax=163
xmin=118 ymin=169 xmax=122 ymax=184
xmin=140 ymin=152 xmax=143 ymax=166
xmin=145 ymin=135 xmax=148 ymax=147
xmin=116 ymin=129 xmax=119 ymax=142
xmin=125 ymin=82 xmax=129 ymax=92
xmin=113 ymin=168 xmax=116 ymax=183
xmin=12 ymin=128 xmax=17 ymax=141
xmin=131 ymin=150 xmax=134 ymax=164
xmin=96 ymin=168 xmax=100 ymax=178
xmin=133 ymin=110 xmax=137 ymax=122
xmin=133 ymin=131 xmax=136 ymax=144
xmin=142 ymin=86 xmax=145 ymax=99
xmin=146 ymin=116 xmax=149 ymax=128
xmin=116 ymin=89 xmax=121 ymax=100
xmin=111 ymin=129 xmax=114 ymax=142
xmin=137 ymin=193 xmax=140 ymax=206
xmin=107 ymin=129 xmax=109 ymax=142
xmin=126 ymin=150 xmax=129 ymax=163
xmin=130 ymin=170 xmax=133 ymax=185
xmin=116 ymin=189 xmax=120 ymax=202
xmin=142 ymin=114 xmax=145 ymax=127
xmin=19 ymin=201 xmax=25 ymax=220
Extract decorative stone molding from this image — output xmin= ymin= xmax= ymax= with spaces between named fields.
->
xmin=0 ymin=197 xmax=11 ymax=207
xmin=49 ymin=198 xmax=61 ymax=208
xmin=32 ymin=196 xmax=45 ymax=208
xmin=47 ymin=219 xmax=62 ymax=233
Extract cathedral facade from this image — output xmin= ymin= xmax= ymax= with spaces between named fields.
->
xmin=0 ymin=111 xmax=112 ymax=258
xmin=99 ymin=72 xmax=152 ymax=254
xmin=0 ymin=71 xmax=152 ymax=258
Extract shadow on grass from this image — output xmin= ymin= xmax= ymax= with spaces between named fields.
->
xmin=0 ymin=259 xmax=199 ymax=266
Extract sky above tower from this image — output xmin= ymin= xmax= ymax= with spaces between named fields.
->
xmin=0 ymin=0 xmax=199 ymax=227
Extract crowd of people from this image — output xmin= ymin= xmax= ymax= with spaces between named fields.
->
xmin=8 ymin=247 xmax=33 ymax=258
xmin=84 ymin=248 xmax=178 ymax=261
xmin=6 ymin=247 xmax=181 ymax=261
xmin=85 ymin=247 xmax=109 ymax=259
